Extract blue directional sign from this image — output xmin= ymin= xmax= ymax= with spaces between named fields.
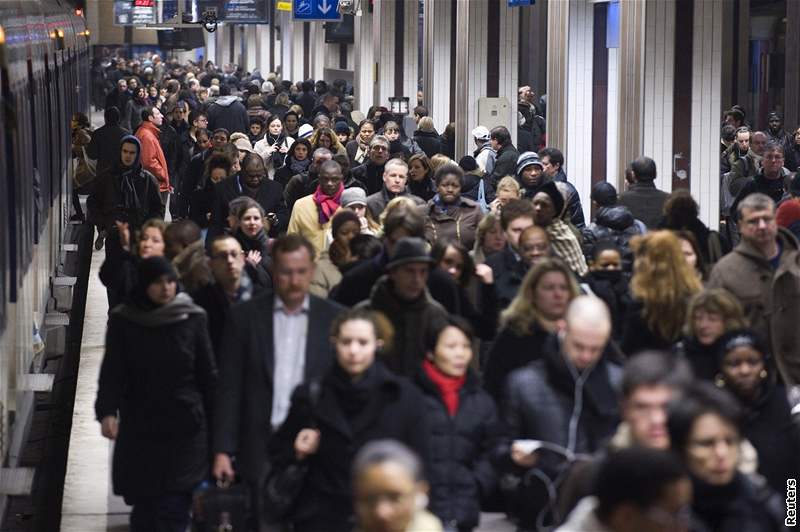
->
xmin=293 ymin=0 xmax=341 ymax=21
xmin=508 ymin=0 xmax=534 ymax=6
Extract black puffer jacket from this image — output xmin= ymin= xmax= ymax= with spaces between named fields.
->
xmin=503 ymin=335 xmax=622 ymax=455
xmin=415 ymin=369 xmax=503 ymax=531
xmin=581 ymin=205 xmax=644 ymax=269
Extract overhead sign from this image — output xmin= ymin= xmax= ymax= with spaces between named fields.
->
xmin=276 ymin=1 xmax=292 ymax=11
xmin=508 ymin=0 xmax=534 ymax=6
xmin=197 ymin=0 xmax=270 ymax=24
xmin=114 ymin=0 xmax=157 ymax=26
xmin=293 ymin=0 xmax=341 ymax=21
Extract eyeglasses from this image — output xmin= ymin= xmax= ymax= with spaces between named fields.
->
xmin=211 ymin=250 xmax=242 ymax=261
xmin=371 ymin=145 xmax=388 ymax=152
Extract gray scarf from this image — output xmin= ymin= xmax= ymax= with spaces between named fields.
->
xmin=112 ymin=292 xmax=206 ymax=327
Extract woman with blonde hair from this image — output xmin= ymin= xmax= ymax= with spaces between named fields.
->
xmin=471 ymin=212 xmax=507 ymax=264
xmin=483 ymin=257 xmax=580 ymax=402
xmin=310 ymin=126 xmax=347 ymax=157
xmin=621 ymin=230 xmax=703 ymax=355
xmin=676 ymin=288 xmax=748 ymax=381
xmin=429 ymin=153 xmax=453 ymax=174
xmin=490 ymin=176 xmax=522 ymax=213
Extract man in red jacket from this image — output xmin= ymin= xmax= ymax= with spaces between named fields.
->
xmin=136 ymin=106 xmax=171 ymax=205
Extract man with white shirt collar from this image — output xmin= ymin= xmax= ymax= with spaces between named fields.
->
xmin=212 ymin=234 xmax=343 ymax=528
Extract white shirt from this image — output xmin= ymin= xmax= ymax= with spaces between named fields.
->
xmin=270 ymin=295 xmax=310 ymax=429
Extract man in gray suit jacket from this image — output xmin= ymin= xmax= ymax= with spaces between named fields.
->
xmin=212 ymin=234 xmax=343 ymax=526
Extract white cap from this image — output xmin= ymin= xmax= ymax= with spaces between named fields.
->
xmin=472 ymin=125 xmax=490 ymax=141
xmin=298 ymin=124 xmax=314 ymax=139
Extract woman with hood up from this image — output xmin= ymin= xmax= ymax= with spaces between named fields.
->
xmin=95 ymin=256 xmax=216 ymax=532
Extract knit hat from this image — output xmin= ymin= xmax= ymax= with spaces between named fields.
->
xmin=298 ymin=123 xmax=314 ymax=139
xmin=776 ymin=198 xmax=800 ymax=229
xmin=715 ymin=329 xmax=769 ymax=368
xmin=516 ymin=151 xmax=543 ymax=177
xmin=458 ymin=156 xmax=479 ymax=172
xmin=341 ymin=187 xmax=367 ymax=207
xmin=471 ymin=126 xmax=490 ymax=141
xmin=591 ymin=181 xmax=618 ymax=207
xmin=261 ymin=80 xmax=274 ymax=93
xmin=137 ymin=256 xmax=178 ymax=290
xmin=331 ymin=209 xmax=361 ymax=238
xmin=533 ymin=180 xmax=565 ymax=217
xmin=233 ymin=137 xmax=254 ymax=153
xmin=386 ymin=237 xmax=434 ymax=270
xmin=334 ymin=121 xmax=351 ymax=134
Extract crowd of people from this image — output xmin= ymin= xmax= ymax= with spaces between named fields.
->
xmin=74 ymin=54 xmax=800 ymax=532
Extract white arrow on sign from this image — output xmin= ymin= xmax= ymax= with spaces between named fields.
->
xmin=320 ymin=0 xmax=332 ymax=14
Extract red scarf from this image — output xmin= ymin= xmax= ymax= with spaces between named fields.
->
xmin=313 ymin=183 xmax=344 ymax=225
xmin=423 ymin=359 xmax=466 ymax=417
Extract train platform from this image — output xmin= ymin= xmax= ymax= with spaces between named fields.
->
xmin=60 ymin=241 xmax=130 ymax=531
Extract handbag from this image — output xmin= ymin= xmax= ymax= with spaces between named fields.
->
xmin=263 ymin=380 xmax=322 ymax=521
xmin=192 ymin=480 xmax=250 ymax=532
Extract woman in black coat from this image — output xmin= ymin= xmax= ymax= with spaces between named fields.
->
xmin=273 ymin=137 xmax=312 ymax=188
xmin=674 ymin=289 xmax=748 ymax=382
xmin=483 ymin=258 xmax=580 ymax=403
xmin=414 ymin=317 xmax=503 ymax=532
xmin=713 ymin=330 xmax=800 ymax=495
xmin=188 ymin=153 xmax=232 ymax=229
xmin=95 ymin=257 xmax=216 ymax=532
xmin=231 ymin=197 xmax=272 ymax=290
xmin=268 ymin=308 xmax=429 ymax=532
xmin=413 ymin=117 xmax=443 ymax=158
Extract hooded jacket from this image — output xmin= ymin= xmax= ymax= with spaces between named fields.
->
xmin=708 ymin=228 xmax=800 ymax=385
xmin=136 ymin=120 xmax=170 ymax=192
xmin=581 ymin=205 xmax=644 ymax=268
xmin=89 ymin=135 xmax=165 ymax=231
xmin=207 ymin=95 xmax=249 ymax=135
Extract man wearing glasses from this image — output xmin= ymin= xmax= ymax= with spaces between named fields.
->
xmin=191 ymin=234 xmax=265 ymax=356
xmin=710 ymin=191 xmax=800 ymax=387
xmin=731 ymin=140 xmax=791 ymax=215
xmin=352 ymin=136 xmax=392 ymax=195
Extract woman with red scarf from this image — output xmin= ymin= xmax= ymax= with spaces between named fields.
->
xmin=286 ymin=159 xmax=344 ymax=255
xmin=414 ymin=317 xmax=505 ymax=532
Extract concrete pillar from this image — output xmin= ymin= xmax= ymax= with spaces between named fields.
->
xmin=354 ymin=10 xmax=375 ymax=113
xmin=422 ymin=0 xmax=454 ymax=134
xmin=372 ymin=0 xmax=419 ymax=109
xmin=309 ymin=22 xmax=325 ymax=81
xmin=519 ymin=1 xmax=548 ymax=97
xmin=785 ymin=0 xmax=800 ymax=129
xmin=244 ymin=26 xmax=258 ymax=73
xmin=280 ymin=11 xmax=294 ymax=80
xmin=616 ymin=0 xmax=646 ymax=191
xmin=546 ymin=0 xmax=569 ymax=153
xmin=690 ymin=0 xmax=723 ymax=229
xmin=205 ymin=29 xmax=217 ymax=66
xmin=564 ymin=0 xmax=594 ymax=217
xmin=642 ymin=0 xmax=676 ymax=193
xmin=214 ymin=24 xmax=225 ymax=66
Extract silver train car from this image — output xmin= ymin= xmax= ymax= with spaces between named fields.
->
xmin=0 ymin=0 xmax=89 ymax=513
